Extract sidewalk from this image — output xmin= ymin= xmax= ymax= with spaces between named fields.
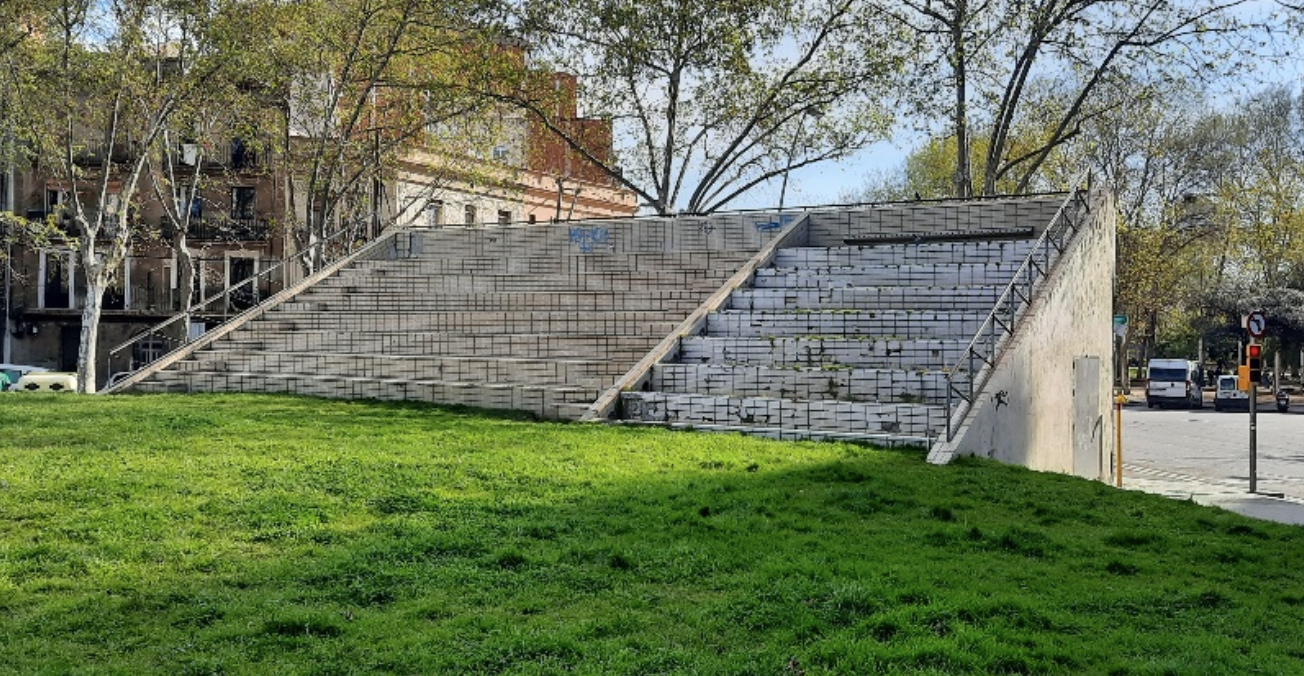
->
xmin=1123 ymin=463 xmax=1304 ymax=526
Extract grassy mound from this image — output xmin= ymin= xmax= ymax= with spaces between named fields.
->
xmin=1 ymin=394 xmax=1302 ymax=675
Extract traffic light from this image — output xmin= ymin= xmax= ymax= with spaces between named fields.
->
xmin=1247 ymin=343 xmax=1263 ymax=385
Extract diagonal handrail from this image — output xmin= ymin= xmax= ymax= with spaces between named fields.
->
xmin=103 ymin=224 xmax=401 ymax=392
xmin=581 ymin=212 xmax=812 ymax=421
xmin=942 ymin=178 xmax=1093 ymax=442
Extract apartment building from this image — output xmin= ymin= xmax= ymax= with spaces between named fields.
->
xmin=1 ymin=73 xmax=635 ymax=386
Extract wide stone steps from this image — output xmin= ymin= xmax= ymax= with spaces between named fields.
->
xmin=618 ymin=392 xmax=945 ymax=441
xmin=706 ymin=309 xmax=983 ymax=339
xmin=320 ymin=270 xmax=736 ymax=294
xmin=773 ymin=240 xmax=1036 ymax=267
xmin=649 ymin=363 xmax=965 ymax=405
xmin=179 ymin=351 xmax=628 ymax=388
xmin=678 ymin=336 xmax=964 ymax=370
xmin=139 ymin=370 xmax=597 ymax=419
xmin=614 ymin=420 xmax=932 ymax=447
xmin=611 ymin=229 xmax=1043 ymax=445
xmin=279 ymin=291 xmax=712 ymax=313
xmin=220 ymin=330 xmax=660 ymax=360
xmin=347 ymin=251 xmax=754 ymax=276
xmin=252 ymin=310 xmax=681 ymax=336
xmin=728 ymin=286 xmax=1005 ymax=311
xmin=753 ymin=263 xmax=1022 ymax=288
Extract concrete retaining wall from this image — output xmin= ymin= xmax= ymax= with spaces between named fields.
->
xmin=928 ymin=190 xmax=1116 ymax=478
xmin=806 ymin=197 xmax=1064 ymax=247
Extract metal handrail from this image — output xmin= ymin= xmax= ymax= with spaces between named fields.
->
xmin=106 ymin=224 xmax=387 ymax=376
xmin=942 ymin=180 xmax=1092 ymax=442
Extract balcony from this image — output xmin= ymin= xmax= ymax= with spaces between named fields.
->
xmin=185 ymin=216 xmax=271 ymax=242
xmin=73 ymin=140 xmax=138 ymax=165
xmin=176 ymin=139 xmax=267 ymax=171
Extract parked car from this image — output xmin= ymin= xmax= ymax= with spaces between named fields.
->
xmin=1146 ymin=358 xmax=1203 ymax=409
xmin=1213 ymin=375 xmax=1249 ymax=412
xmin=0 ymin=364 xmax=49 ymax=391
xmin=14 ymin=372 xmax=78 ymax=392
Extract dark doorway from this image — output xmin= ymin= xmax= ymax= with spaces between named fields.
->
xmin=45 ymin=255 xmax=70 ymax=309
xmin=229 ymin=258 xmax=256 ymax=311
xmin=59 ymin=325 xmax=80 ymax=372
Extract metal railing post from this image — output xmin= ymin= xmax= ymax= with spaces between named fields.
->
xmin=946 ymin=375 xmax=954 ymax=441
xmin=967 ymin=351 xmax=975 ymax=402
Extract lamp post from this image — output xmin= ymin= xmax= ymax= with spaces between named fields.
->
xmin=778 ymin=106 xmax=823 ymax=211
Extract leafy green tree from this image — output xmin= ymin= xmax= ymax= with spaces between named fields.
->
xmin=268 ymin=0 xmax=503 ymax=271
xmin=886 ymin=0 xmax=1281 ymax=198
xmin=497 ymin=0 xmax=906 ymax=214
xmin=7 ymin=0 xmax=258 ymax=391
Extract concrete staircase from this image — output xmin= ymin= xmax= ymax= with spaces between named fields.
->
xmin=127 ymin=214 xmax=790 ymax=418
xmin=614 ymin=198 xmax=1064 ymax=447
xmin=118 ymin=192 xmax=1118 ymax=472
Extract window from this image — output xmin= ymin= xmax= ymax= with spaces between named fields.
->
xmin=491 ymin=145 xmax=510 ymax=163
xmin=528 ymin=214 xmax=536 ymax=224
xmin=231 ymin=187 xmax=256 ymax=220
xmin=230 ymin=138 xmax=256 ymax=169
xmin=497 ymin=209 xmax=511 ymax=225
xmin=1148 ymin=368 xmax=1189 ymax=382
xmin=464 ymin=205 xmax=477 ymax=225
xmin=45 ymin=189 xmax=65 ymax=213
xmin=426 ymin=200 xmax=443 ymax=227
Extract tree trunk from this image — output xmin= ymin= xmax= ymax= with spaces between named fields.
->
xmin=173 ymin=230 xmax=196 ymax=345
xmin=76 ymin=258 xmax=107 ymax=394
xmin=951 ymin=3 xmax=971 ymax=199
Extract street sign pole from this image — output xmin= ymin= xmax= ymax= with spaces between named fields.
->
xmin=1249 ymin=377 xmax=1257 ymax=494
xmin=1245 ymin=312 xmax=1266 ymax=495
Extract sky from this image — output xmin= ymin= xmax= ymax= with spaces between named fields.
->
xmin=737 ymin=138 xmax=910 ymax=210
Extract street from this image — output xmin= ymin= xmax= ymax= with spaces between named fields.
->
xmin=1122 ymin=400 xmax=1304 ymax=505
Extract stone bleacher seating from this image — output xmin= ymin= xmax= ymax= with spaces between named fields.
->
xmin=128 ymin=197 xmax=1069 ymax=449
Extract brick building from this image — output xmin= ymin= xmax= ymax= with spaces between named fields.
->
xmin=1 ymin=72 xmax=634 ymax=385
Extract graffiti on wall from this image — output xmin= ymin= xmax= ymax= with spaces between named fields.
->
xmin=754 ymin=214 xmax=796 ymax=233
xmin=569 ymin=227 xmax=612 ymax=253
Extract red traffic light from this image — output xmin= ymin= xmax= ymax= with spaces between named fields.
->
xmin=1248 ymin=344 xmax=1263 ymax=359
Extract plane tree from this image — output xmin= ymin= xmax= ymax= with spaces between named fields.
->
xmin=493 ymin=0 xmax=907 ymax=215
xmin=4 ymin=0 xmax=261 ymax=391
xmin=884 ymin=0 xmax=1282 ymax=198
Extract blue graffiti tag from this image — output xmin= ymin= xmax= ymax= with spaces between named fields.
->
xmin=754 ymin=214 xmax=796 ymax=232
xmin=569 ymin=226 xmax=612 ymax=253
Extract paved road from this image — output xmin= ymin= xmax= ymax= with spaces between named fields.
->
xmin=1121 ymin=398 xmax=1304 ymax=524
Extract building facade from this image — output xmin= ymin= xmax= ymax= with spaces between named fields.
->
xmin=1 ymin=74 xmax=634 ymax=386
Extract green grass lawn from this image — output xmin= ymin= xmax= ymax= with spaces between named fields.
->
xmin=2 ymin=394 xmax=1303 ymax=676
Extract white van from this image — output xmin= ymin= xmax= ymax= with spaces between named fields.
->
xmin=1146 ymin=359 xmax=1203 ymax=409
xmin=1213 ymin=375 xmax=1250 ymax=412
